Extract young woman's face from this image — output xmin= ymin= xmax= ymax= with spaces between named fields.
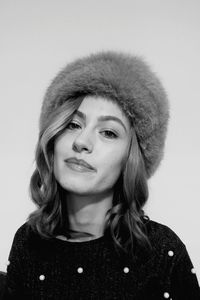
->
xmin=54 ymin=96 xmax=131 ymax=196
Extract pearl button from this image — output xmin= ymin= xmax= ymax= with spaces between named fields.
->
xmin=6 ymin=260 xmax=10 ymax=267
xmin=39 ymin=275 xmax=45 ymax=281
xmin=163 ymin=292 xmax=170 ymax=298
xmin=168 ymin=250 xmax=174 ymax=257
xmin=77 ymin=267 xmax=83 ymax=273
xmin=191 ymin=268 xmax=196 ymax=274
xmin=123 ymin=267 xmax=130 ymax=273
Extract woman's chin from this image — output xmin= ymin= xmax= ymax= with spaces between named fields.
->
xmin=61 ymin=183 xmax=95 ymax=196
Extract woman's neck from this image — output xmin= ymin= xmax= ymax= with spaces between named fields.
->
xmin=65 ymin=192 xmax=113 ymax=239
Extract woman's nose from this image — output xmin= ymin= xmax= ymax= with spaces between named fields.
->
xmin=72 ymin=131 xmax=93 ymax=153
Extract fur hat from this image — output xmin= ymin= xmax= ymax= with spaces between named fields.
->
xmin=40 ymin=51 xmax=169 ymax=178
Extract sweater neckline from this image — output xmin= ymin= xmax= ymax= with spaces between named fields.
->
xmin=54 ymin=234 xmax=107 ymax=246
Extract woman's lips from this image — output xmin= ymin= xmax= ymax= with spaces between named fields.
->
xmin=65 ymin=159 xmax=96 ymax=173
xmin=66 ymin=162 xmax=95 ymax=173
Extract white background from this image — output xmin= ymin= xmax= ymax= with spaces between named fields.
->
xmin=0 ymin=0 xmax=200 ymax=283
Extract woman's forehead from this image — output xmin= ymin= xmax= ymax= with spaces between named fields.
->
xmin=76 ymin=95 xmax=131 ymax=127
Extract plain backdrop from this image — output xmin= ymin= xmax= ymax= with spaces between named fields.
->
xmin=0 ymin=0 xmax=200 ymax=283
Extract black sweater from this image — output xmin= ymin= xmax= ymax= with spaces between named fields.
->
xmin=4 ymin=219 xmax=200 ymax=299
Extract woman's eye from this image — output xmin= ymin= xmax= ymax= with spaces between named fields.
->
xmin=102 ymin=130 xmax=118 ymax=139
xmin=66 ymin=122 xmax=81 ymax=130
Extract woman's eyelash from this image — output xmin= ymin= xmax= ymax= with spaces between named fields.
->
xmin=66 ymin=122 xmax=118 ymax=139
xmin=66 ymin=121 xmax=81 ymax=130
xmin=101 ymin=130 xmax=118 ymax=139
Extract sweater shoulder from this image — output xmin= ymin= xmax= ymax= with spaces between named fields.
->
xmin=145 ymin=219 xmax=186 ymax=254
xmin=11 ymin=222 xmax=36 ymax=248
xmin=14 ymin=221 xmax=33 ymax=237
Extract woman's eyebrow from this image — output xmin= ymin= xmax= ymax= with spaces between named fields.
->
xmin=75 ymin=110 xmax=127 ymax=132
xmin=98 ymin=116 xmax=127 ymax=132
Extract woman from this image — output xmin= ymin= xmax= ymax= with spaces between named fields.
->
xmin=4 ymin=51 xmax=200 ymax=299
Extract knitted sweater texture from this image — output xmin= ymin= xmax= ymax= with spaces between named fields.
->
xmin=4 ymin=219 xmax=200 ymax=299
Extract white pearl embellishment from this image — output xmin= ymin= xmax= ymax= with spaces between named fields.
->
xmin=39 ymin=275 xmax=45 ymax=281
xmin=168 ymin=250 xmax=174 ymax=257
xmin=6 ymin=260 xmax=10 ymax=267
xmin=191 ymin=268 xmax=196 ymax=274
xmin=123 ymin=267 xmax=129 ymax=273
xmin=163 ymin=292 xmax=170 ymax=298
xmin=77 ymin=267 xmax=83 ymax=273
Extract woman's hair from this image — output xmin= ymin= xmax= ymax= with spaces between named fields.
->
xmin=107 ymin=127 xmax=150 ymax=254
xmin=28 ymin=95 xmax=150 ymax=255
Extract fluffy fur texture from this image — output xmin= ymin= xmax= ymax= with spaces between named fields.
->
xmin=40 ymin=51 xmax=169 ymax=178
